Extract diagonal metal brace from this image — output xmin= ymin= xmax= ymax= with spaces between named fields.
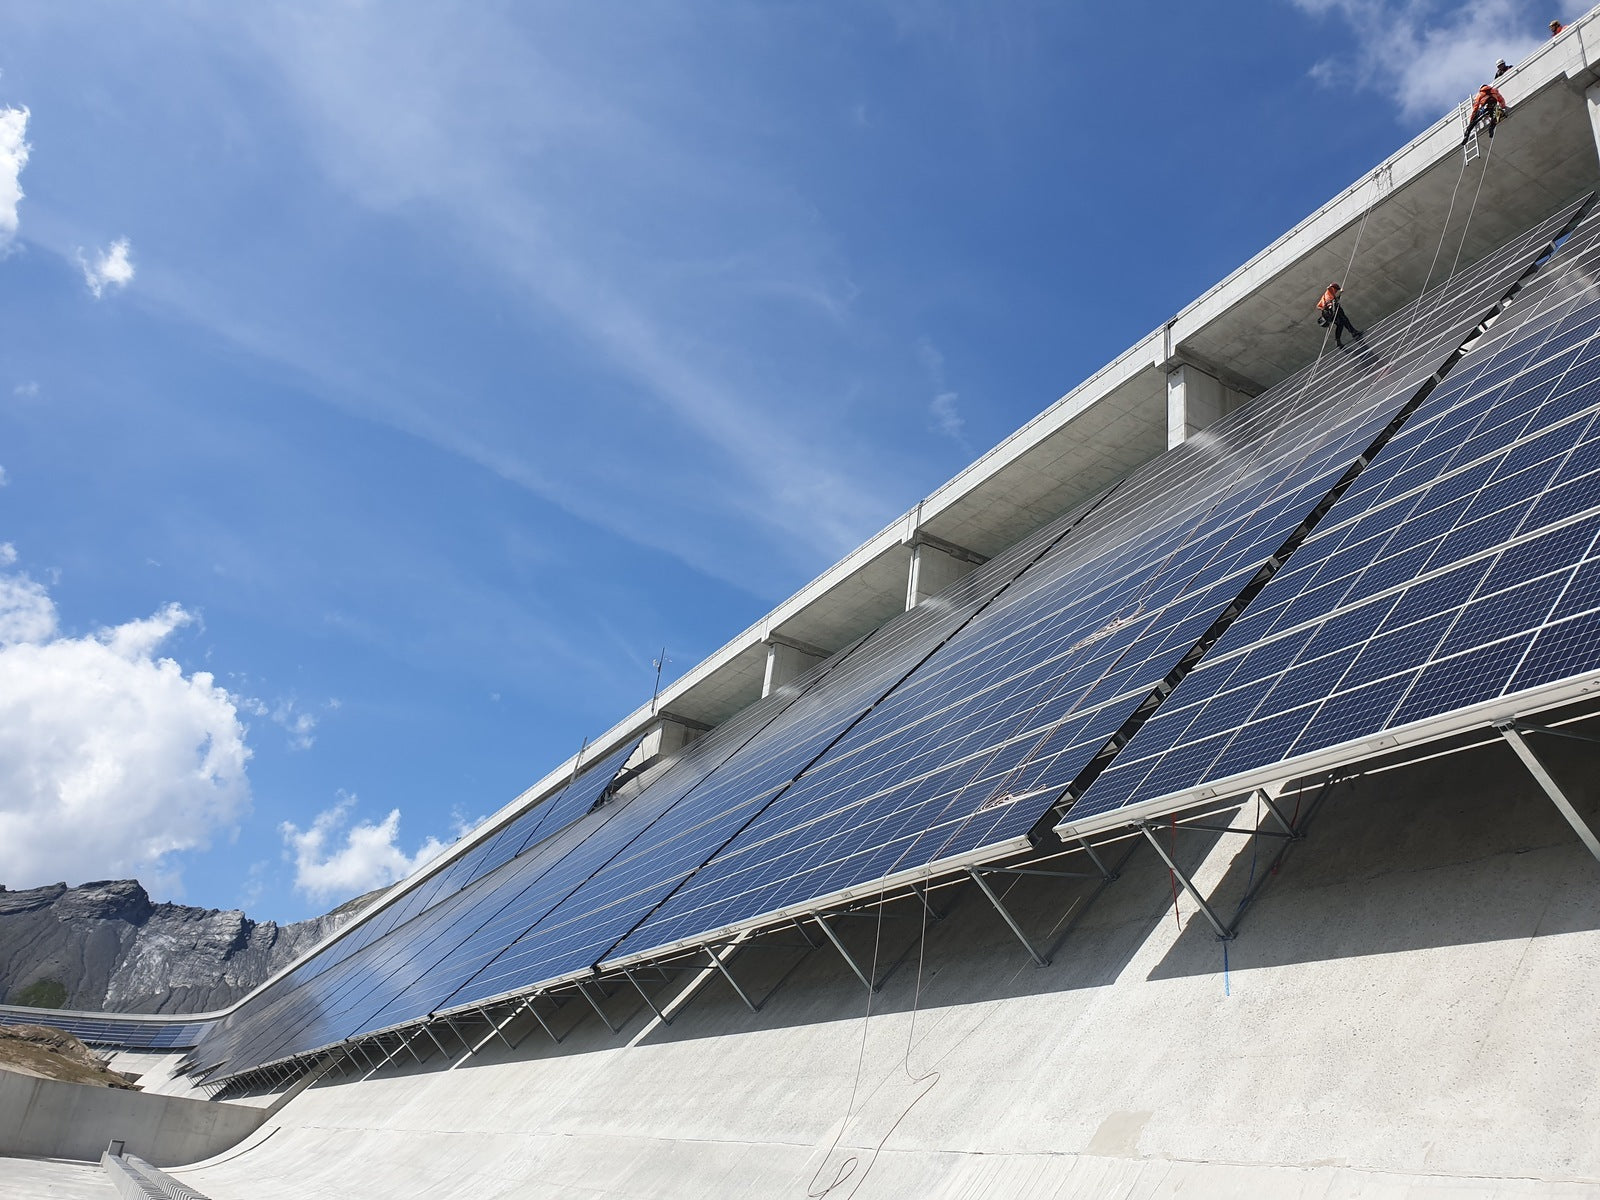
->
xmin=1138 ymin=820 xmax=1235 ymax=941
xmin=968 ymin=867 xmax=1049 ymax=967
xmin=813 ymin=913 xmax=881 ymax=992
xmin=623 ymin=968 xmax=673 ymax=1026
xmin=578 ymin=980 xmax=623 ymax=1034
xmin=1499 ymin=722 xmax=1600 ymax=865
xmin=519 ymin=996 xmax=563 ymax=1045
xmin=705 ymin=945 xmax=762 ymax=1012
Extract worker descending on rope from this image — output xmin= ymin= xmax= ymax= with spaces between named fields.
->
xmin=1316 ymin=282 xmax=1362 ymax=348
xmin=1463 ymin=83 xmax=1510 ymax=146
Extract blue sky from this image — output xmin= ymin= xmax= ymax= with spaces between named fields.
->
xmin=0 ymin=1 xmax=1565 ymax=921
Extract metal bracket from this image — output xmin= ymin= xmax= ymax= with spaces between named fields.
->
xmin=623 ymin=968 xmax=674 ymax=1026
xmin=705 ymin=945 xmax=762 ymax=1012
xmin=968 ymin=868 xmax=1050 ymax=967
xmin=1138 ymin=821 xmax=1235 ymax=941
xmin=1499 ymin=722 xmax=1600 ymax=864
xmin=813 ymin=914 xmax=882 ymax=992
xmin=1503 ymin=719 xmax=1600 ymax=746
xmin=518 ymin=996 xmax=563 ymax=1046
xmin=577 ymin=980 xmax=623 ymax=1034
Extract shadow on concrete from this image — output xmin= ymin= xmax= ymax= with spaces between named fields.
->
xmin=308 ymin=828 xmax=1223 ymax=1091
xmin=1146 ymin=728 xmax=1600 ymax=983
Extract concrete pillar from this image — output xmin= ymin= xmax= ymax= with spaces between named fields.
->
xmin=1166 ymin=363 xmax=1249 ymax=448
xmin=905 ymin=535 xmax=988 ymax=609
xmin=1584 ymin=82 xmax=1600 ymax=170
xmin=761 ymin=636 xmax=826 ymax=697
xmin=628 ymin=713 xmax=708 ymax=770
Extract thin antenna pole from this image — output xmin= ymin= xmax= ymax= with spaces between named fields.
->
xmin=651 ymin=647 xmax=668 ymax=713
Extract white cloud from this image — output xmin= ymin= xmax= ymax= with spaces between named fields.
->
xmin=1292 ymin=0 xmax=1544 ymax=121
xmin=78 ymin=236 xmax=135 ymax=298
xmin=0 ymin=106 xmax=28 ymax=254
xmin=0 ymin=556 xmax=251 ymax=895
xmin=0 ymin=465 xmax=7 ymax=487
xmin=280 ymin=794 xmax=449 ymax=903
xmin=12 ymin=381 xmax=38 ymax=398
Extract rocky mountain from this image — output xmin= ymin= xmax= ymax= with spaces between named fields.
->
xmin=0 ymin=879 xmax=380 ymax=1015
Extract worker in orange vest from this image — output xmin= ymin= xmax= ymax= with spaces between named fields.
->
xmin=1463 ymin=83 xmax=1510 ymax=145
xmin=1316 ymin=283 xmax=1362 ymax=348
xmin=1550 ymin=20 xmax=1565 ymax=36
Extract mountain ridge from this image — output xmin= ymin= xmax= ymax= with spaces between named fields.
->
xmin=0 ymin=878 xmax=380 ymax=1015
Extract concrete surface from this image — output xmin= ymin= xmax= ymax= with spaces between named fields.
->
xmin=168 ymin=737 xmax=1600 ymax=1198
xmin=0 ymin=1072 xmax=265 ymax=1167
xmin=0 ymin=1155 xmax=114 ymax=1198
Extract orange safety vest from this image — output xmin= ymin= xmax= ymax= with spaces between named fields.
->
xmin=1317 ymin=285 xmax=1341 ymax=312
xmin=1470 ymin=86 xmax=1507 ymax=119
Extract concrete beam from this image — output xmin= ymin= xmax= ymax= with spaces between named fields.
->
xmin=905 ymin=535 xmax=987 ymax=609
xmin=1165 ymin=362 xmax=1251 ymax=448
xmin=761 ymin=638 xmax=826 ymax=697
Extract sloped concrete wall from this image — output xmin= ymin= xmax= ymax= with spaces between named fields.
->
xmin=0 ymin=1072 xmax=264 ymax=1166
xmin=167 ymin=735 xmax=1600 ymax=1198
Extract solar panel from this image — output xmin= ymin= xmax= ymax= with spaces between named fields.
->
xmin=1070 ymin=202 xmax=1600 ymax=830
xmin=593 ymin=199 xmax=1591 ymax=971
xmin=184 ymin=736 xmax=643 ymax=1074
xmin=188 ymin=195 xmax=1591 ymax=1080
xmin=0 ymin=1007 xmax=210 ymax=1049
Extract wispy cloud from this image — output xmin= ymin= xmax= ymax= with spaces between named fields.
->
xmin=240 ymin=695 xmax=323 ymax=750
xmin=279 ymin=793 xmax=449 ymax=903
xmin=0 ymin=105 xmax=28 ymax=254
xmin=209 ymin=5 xmax=899 ymax=583
xmin=1292 ymin=0 xmax=1543 ymax=120
xmin=12 ymin=381 xmax=38 ymax=398
xmin=918 ymin=336 xmax=971 ymax=449
xmin=78 ymin=236 xmax=135 ymax=297
xmin=930 ymin=392 xmax=965 ymax=440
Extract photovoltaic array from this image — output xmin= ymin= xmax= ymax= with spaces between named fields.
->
xmin=1071 ymin=203 xmax=1600 ymax=827
xmin=158 ymin=196 xmax=1600 ymax=1082
xmin=186 ymin=735 xmax=645 ymax=1071
xmin=602 ymin=200 xmax=1587 ymax=967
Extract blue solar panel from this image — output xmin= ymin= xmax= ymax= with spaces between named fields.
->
xmin=0 ymin=1007 xmax=211 ymax=1049
xmin=1073 ymin=202 xmax=1600 ymax=826
xmin=593 ymin=201 xmax=1589 ymax=969
xmin=190 ymin=195 xmax=1590 ymax=1080
xmin=184 ymin=737 xmax=642 ymax=1072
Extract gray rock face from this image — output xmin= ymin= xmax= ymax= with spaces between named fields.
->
xmin=0 ymin=880 xmax=378 ymax=1015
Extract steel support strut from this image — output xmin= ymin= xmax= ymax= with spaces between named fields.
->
xmin=623 ymin=968 xmax=673 ymax=1026
xmin=1138 ymin=820 xmax=1235 ymax=940
xmin=577 ymin=981 xmax=623 ymax=1033
xmin=968 ymin=868 xmax=1049 ymax=967
xmin=520 ymin=997 xmax=563 ymax=1045
xmin=813 ymin=914 xmax=880 ymax=992
xmin=1499 ymin=722 xmax=1600 ymax=864
xmin=705 ymin=945 xmax=761 ymax=1012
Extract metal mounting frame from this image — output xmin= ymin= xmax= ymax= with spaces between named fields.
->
xmin=1137 ymin=779 xmax=1333 ymax=941
xmin=704 ymin=944 xmax=761 ymax=1012
xmin=577 ymin=980 xmax=623 ymax=1034
xmin=813 ymin=913 xmax=884 ymax=993
xmin=1498 ymin=720 xmax=1600 ymax=864
xmin=966 ymin=837 xmax=1135 ymax=969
